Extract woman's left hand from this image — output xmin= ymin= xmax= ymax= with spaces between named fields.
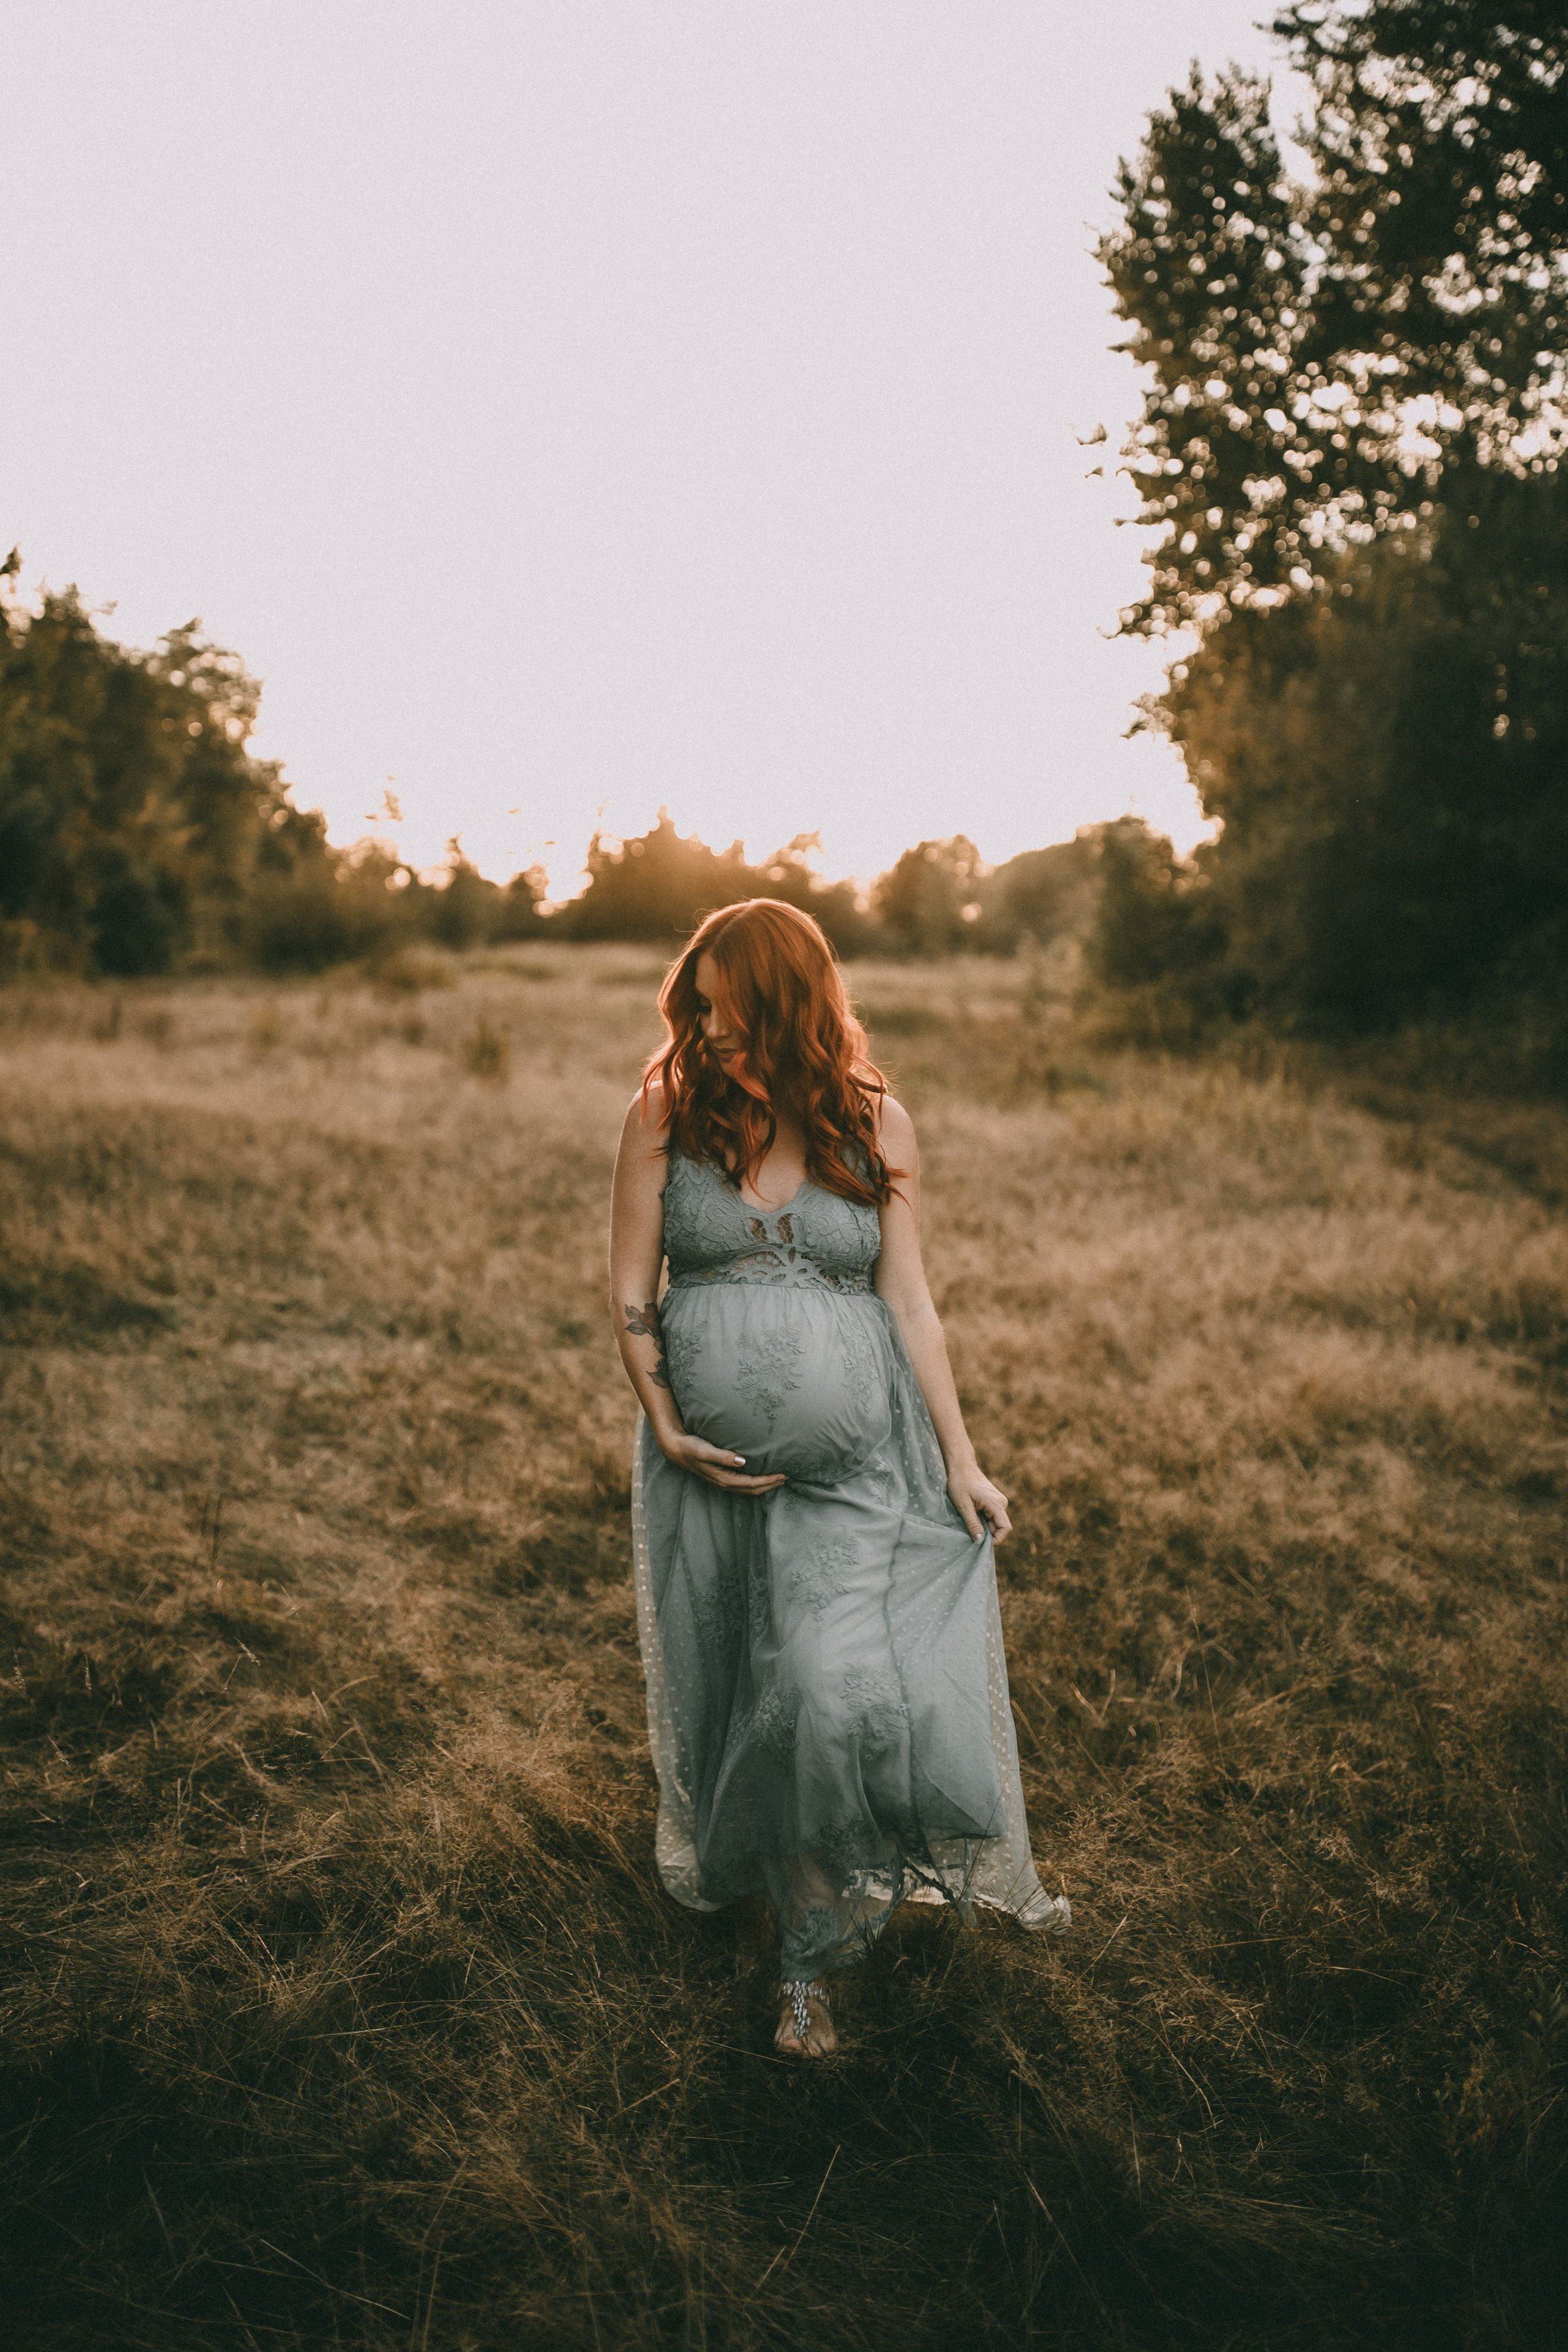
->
xmin=948 ymin=1463 xmax=1011 ymax=1543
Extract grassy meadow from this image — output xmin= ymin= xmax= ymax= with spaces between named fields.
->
xmin=1 ymin=944 xmax=1565 ymax=2350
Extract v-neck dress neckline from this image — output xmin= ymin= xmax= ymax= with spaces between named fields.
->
xmin=736 ymin=1172 xmax=812 ymax=1217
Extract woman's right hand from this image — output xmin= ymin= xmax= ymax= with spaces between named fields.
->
xmin=659 ymin=1431 xmax=787 ymax=1493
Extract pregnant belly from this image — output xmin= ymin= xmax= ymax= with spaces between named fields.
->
xmin=664 ymin=1287 xmax=893 ymax=1480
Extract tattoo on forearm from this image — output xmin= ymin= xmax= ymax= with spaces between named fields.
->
xmin=623 ymin=1298 xmax=672 ymax=1388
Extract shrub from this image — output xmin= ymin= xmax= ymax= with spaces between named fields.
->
xmin=460 ymin=1019 xmax=510 ymax=1081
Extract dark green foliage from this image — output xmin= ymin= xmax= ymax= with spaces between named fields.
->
xmin=245 ymin=836 xmax=400 ymax=974
xmin=0 ymin=572 xmax=288 ymax=978
xmin=747 ymin=834 xmax=881 ymax=956
xmin=0 ymin=568 xmax=549 ymax=979
xmin=88 ymin=854 xmax=189 ymax=979
xmin=1161 ymin=475 xmax=1568 ymax=1028
xmin=1089 ymin=461 xmax=1568 ymax=1041
xmin=1088 ymin=819 xmax=1230 ymax=995
xmin=492 ymin=866 xmax=550 ymax=943
xmin=1274 ymin=1 xmax=1568 ymax=399
xmin=981 ymin=833 xmax=1103 ymax=953
xmin=426 ymin=841 xmax=538 ymax=952
xmin=1101 ymin=7 xmax=1568 ymax=630
xmin=1100 ymin=67 xmax=1310 ymax=627
xmin=1093 ymin=3 xmax=1568 ymax=1039
xmin=0 ymin=566 xmax=1110 ymax=979
xmin=555 ymin=811 xmax=876 ymax=955
xmin=872 ymin=836 xmax=986 ymax=956
xmin=558 ymin=811 xmax=755 ymax=943
xmin=248 ymin=841 xmax=547 ymax=973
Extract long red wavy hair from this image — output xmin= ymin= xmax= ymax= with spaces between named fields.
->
xmin=642 ymin=899 xmax=898 ymax=1207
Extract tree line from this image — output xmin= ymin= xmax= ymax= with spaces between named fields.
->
xmin=1094 ymin=0 xmax=1568 ymax=1039
xmin=0 ymin=558 xmax=1124 ymax=975
xmin=0 ymin=562 xmax=547 ymax=979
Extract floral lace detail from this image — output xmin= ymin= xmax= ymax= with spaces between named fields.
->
xmin=837 ymin=1307 xmax=881 ymax=1408
xmin=842 ymin=1665 xmax=909 ymax=1749
xmin=661 ymin=1153 xmax=881 ymax=1292
xmin=795 ymin=1901 xmax=840 ymax=1946
xmin=808 ymin=1815 xmax=889 ymax=1876
xmin=662 ymin=1153 xmax=747 ymax=1269
xmin=748 ymin=1680 xmax=797 ymax=1760
xmin=747 ymin=1556 xmax=775 ymax=1642
xmin=663 ymin=1325 xmax=703 ymax=1401
xmin=787 ymin=1537 xmax=859 ymax=1616
xmin=791 ymin=1448 xmax=869 ymax=1489
xmin=779 ymin=1901 xmax=845 ymax=1976
xmin=685 ymin=1560 xmax=743 ymax=1655
xmin=668 ymin=1254 xmax=873 ymax=1296
xmin=734 ymin=1324 xmax=806 ymax=1418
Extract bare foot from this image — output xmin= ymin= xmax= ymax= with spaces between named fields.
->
xmin=775 ymin=1982 xmax=837 ymax=2059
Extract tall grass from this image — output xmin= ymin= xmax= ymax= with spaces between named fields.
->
xmin=1 ymin=947 xmax=1565 ymax=2349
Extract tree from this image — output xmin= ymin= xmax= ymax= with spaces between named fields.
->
xmin=978 ymin=834 xmax=1105 ymax=954
xmin=493 ymin=866 xmax=549 ymax=941
xmin=1275 ymin=0 xmax=1568 ymax=377
xmin=743 ymin=834 xmax=881 ymax=958
xmin=557 ymin=812 xmax=755 ymax=943
xmin=1094 ymin=6 xmax=1568 ymax=1032
xmin=1154 ymin=473 xmax=1568 ymax=1025
xmin=0 ymin=568 xmax=301 ymax=976
xmin=426 ymin=840 xmax=499 ymax=951
xmin=1080 ymin=820 xmax=1237 ymax=1047
xmin=874 ymin=838 xmax=986 ymax=956
xmin=1100 ymin=8 xmax=1568 ymax=630
xmin=0 ymin=561 xmax=440 ymax=979
xmin=555 ymin=812 xmax=875 ymax=954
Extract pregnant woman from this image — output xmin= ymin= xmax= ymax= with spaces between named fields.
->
xmin=609 ymin=898 xmax=1070 ymax=2059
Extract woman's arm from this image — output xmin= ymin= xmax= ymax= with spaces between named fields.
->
xmin=608 ymin=1092 xmax=785 ymax=1495
xmin=872 ymin=1098 xmax=1012 ymax=1543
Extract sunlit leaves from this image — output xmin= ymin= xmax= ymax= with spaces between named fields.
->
xmin=1103 ymin=7 xmax=1568 ymax=630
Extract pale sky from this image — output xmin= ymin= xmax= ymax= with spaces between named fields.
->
xmin=2 ymin=4 xmax=1307 ymax=897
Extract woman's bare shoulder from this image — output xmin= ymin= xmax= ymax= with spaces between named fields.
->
xmin=875 ymin=1093 xmax=918 ymax=1158
xmin=621 ymin=1078 xmax=671 ymax=1151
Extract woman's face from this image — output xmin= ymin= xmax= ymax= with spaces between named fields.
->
xmin=692 ymin=952 xmax=744 ymax=1071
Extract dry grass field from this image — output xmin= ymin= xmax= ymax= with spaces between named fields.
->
xmin=2 ymin=944 xmax=1566 ymax=2351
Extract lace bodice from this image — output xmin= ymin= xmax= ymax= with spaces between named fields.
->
xmin=661 ymin=1152 xmax=882 ymax=1294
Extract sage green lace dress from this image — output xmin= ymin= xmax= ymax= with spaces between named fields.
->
xmin=631 ymin=1151 xmax=1071 ymax=1982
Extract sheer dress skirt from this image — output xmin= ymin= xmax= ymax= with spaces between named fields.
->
xmin=630 ymin=1152 xmax=1071 ymax=1981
